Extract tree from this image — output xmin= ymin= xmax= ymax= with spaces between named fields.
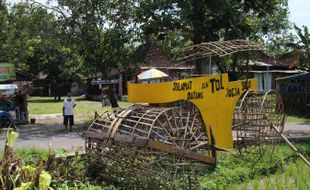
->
xmin=287 ymin=25 xmax=310 ymax=71
xmin=6 ymin=2 xmax=84 ymax=99
xmin=39 ymin=0 xmax=136 ymax=77
xmin=134 ymin=0 xmax=290 ymax=73
xmin=0 ymin=0 xmax=9 ymax=62
xmin=264 ymin=32 xmax=296 ymax=56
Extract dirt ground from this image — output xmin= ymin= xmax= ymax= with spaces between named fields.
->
xmin=29 ymin=113 xmax=94 ymax=125
xmin=0 ymin=113 xmax=89 ymax=151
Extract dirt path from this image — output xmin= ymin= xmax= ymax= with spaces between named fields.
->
xmin=0 ymin=127 xmax=85 ymax=150
xmin=0 ymin=114 xmax=88 ymax=151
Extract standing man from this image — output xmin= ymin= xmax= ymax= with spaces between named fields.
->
xmin=63 ymin=93 xmax=76 ymax=132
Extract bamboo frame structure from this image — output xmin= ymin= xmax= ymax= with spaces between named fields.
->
xmin=85 ymin=103 xmax=213 ymax=180
xmin=177 ymin=39 xmax=262 ymax=64
xmin=233 ymin=90 xmax=286 ymax=154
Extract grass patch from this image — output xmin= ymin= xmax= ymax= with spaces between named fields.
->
xmin=28 ymin=96 xmax=132 ymax=115
xmin=235 ymin=159 xmax=310 ymax=190
xmin=197 ymin=142 xmax=310 ymax=190
xmin=286 ymin=115 xmax=310 ymax=122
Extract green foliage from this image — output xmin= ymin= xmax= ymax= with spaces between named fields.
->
xmin=198 ymin=142 xmax=310 ymax=190
xmin=287 ymin=25 xmax=310 ymax=71
xmin=0 ymin=0 xmax=9 ymax=62
xmin=1 ymin=142 xmax=309 ymax=190
xmin=49 ymin=151 xmax=88 ymax=187
xmin=14 ymin=147 xmax=48 ymax=166
xmin=55 ymin=181 xmax=117 ymax=190
xmin=264 ymin=33 xmax=296 ymax=55
xmin=0 ymin=0 xmax=292 ymax=79
xmin=0 ymin=0 xmax=139 ymax=98
xmin=138 ymin=0 xmax=290 ymax=40
xmin=135 ymin=0 xmax=291 ymax=73
xmin=264 ymin=177 xmax=273 ymax=190
xmin=0 ymin=131 xmax=53 ymax=190
xmin=236 ymin=159 xmax=310 ymax=190
xmin=0 ymin=2 xmax=86 ymax=99
xmin=252 ymin=178 xmax=260 ymax=190
xmin=52 ymin=0 xmax=136 ymax=76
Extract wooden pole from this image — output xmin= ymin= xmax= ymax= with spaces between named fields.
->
xmin=272 ymin=125 xmax=310 ymax=167
xmin=118 ymin=73 xmax=123 ymax=98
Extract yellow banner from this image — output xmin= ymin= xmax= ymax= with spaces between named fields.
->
xmin=128 ymin=73 xmax=257 ymax=148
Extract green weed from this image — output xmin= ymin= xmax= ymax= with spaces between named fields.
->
xmin=252 ymin=178 xmax=260 ymax=190
xmin=275 ymin=172 xmax=283 ymax=190
xmin=264 ymin=177 xmax=272 ymax=190
xmin=14 ymin=147 xmax=48 ymax=166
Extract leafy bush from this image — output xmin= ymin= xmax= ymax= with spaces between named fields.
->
xmin=14 ymin=147 xmax=49 ymax=166
xmin=1 ymin=139 xmax=309 ymax=190
xmin=198 ymin=142 xmax=310 ymax=190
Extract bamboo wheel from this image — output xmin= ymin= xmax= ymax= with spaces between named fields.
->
xmin=233 ymin=90 xmax=286 ymax=154
xmin=85 ymin=103 xmax=212 ymax=183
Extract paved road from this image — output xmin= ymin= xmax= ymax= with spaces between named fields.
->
xmin=283 ymin=122 xmax=310 ymax=138
xmin=0 ymin=121 xmax=309 ymax=151
xmin=0 ymin=122 xmax=86 ymax=151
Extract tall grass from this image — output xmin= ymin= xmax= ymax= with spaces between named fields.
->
xmin=1 ymin=139 xmax=309 ymax=189
xmin=240 ymin=159 xmax=310 ymax=190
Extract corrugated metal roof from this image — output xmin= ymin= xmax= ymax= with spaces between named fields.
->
xmin=140 ymin=66 xmax=195 ymax=70
xmin=249 ymin=70 xmax=304 ymax=74
xmin=276 ymin=72 xmax=310 ymax=81
xmin=248 ymin=61 xmax=272 ymax=67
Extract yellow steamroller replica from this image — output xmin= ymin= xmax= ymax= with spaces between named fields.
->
xmin=85 ymin=40 xmax=287 ymax=180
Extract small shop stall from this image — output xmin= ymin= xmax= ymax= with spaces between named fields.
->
xmin=0 ymin=63 xmax=30 ymax=124
xmin=0 ymin=84 xmax=28 ymax=124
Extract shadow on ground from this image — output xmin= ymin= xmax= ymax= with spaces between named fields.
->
xmin=0 ymin=122 xmax=89 ymax=142
xmin=28 ymin=96 xmax=87 ymax=103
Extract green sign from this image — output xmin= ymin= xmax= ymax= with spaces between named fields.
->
xmin=0 ymin=63 xmax=16 ymax=82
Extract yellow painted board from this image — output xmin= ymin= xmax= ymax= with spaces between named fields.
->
xmin=128 ymin=73 xmax=257 ymax=148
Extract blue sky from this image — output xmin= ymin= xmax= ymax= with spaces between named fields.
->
xmin=288 ymin=0 xmax=310 ymax=28
xmin=6 ymin=0 xmax=310 ymax=29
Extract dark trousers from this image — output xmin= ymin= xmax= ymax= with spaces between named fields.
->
xmin=63 ymin=115 xmax=74 ymax=131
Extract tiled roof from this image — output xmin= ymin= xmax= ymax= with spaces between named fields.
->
xmin=135 ymin=43 xmax=193 ymax=69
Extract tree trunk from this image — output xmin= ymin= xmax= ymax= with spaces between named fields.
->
xmin=191 ymin=0 xmax=205 ymax=74
xmin=229 ymin=58 xmax=238 ymax=81
xmin=53 ymin=83 xmax=58 ymax=101
xmin=107 ymin=85 xmax=119 ymax=108
xmin=52 ymin=81 xmax=62 ymax=101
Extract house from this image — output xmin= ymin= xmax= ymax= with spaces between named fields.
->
xmin=246 ymin=53 xmax=303 ymax=91
xmin=134 ymin=42 xmax=195 ymax=80
xmin=247 ymin=61 xmax=303 ymax=91
xmin=276 ymin=72 xmax=310 ymax=116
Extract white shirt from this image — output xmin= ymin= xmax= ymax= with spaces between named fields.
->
xmin=63 ymin=98 xmax=76 ymax=115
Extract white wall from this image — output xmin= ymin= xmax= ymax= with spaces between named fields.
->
xmin=254 ymin=73 xmax=272 ymax=91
